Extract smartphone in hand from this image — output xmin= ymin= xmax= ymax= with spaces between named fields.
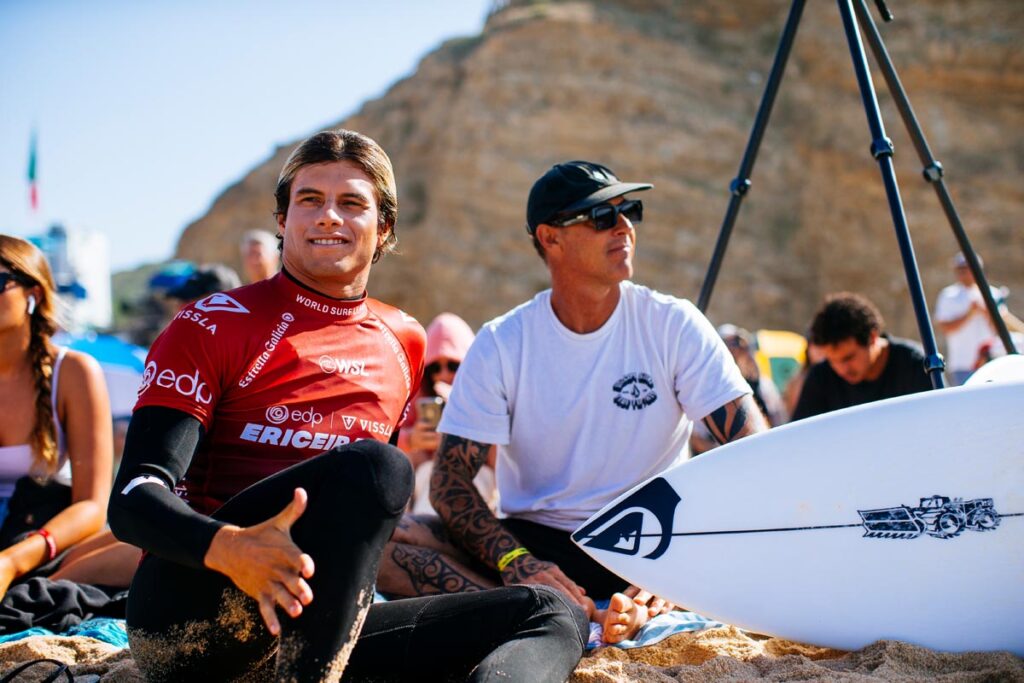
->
xmin=416 ymin=397 xmax=445 ymax=430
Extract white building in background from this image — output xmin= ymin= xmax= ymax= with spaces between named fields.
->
xmin=31 ymin=224 xmax=112 ymax=331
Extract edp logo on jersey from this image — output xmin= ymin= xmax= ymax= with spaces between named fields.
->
xmin=265 ymin=404 xmax=324 ymax=427
xmin=138 ymin=361 xmax=213 ymax=405
xmin=194 ymin=293 xmax=250 ymax=314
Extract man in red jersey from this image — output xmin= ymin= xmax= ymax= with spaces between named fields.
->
xmin=109 ymin=130 xmax=586 ymax=683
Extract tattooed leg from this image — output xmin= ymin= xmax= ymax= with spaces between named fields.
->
xmin=391 ymin=514 xmax=475 ymax=563
xmin=376 ymin=543 xmax=496 ymax=597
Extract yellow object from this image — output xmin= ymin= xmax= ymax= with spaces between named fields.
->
xmin=754 ymin=330 xmax=808 ymax=392
xmin=497 ymin=547 xmax=530 ymax=571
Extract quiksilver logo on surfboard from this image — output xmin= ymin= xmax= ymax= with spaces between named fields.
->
xmin=572 ymin=478 xmax=680 ymax=559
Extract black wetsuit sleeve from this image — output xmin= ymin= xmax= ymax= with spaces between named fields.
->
xmin=108 ymin=405 xmax=223 ymax=569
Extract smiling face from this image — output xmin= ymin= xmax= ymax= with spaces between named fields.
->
xmin=277 ymin=161 xmax=387 ymax=298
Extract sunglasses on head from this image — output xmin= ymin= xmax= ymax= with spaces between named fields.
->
xmin=0 ymin=272 xmax=29 ymax=292
xmin=426 ymin=360 xmax=460 ymax=376
xmin=551 ymin=199 xmax=643 ymax=231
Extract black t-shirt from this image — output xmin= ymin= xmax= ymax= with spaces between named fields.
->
xmin=792 ymin=335 xmax=933 ymax=421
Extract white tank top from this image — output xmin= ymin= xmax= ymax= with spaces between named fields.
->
xmin=0 ymin=347 xmax=72 ymax=498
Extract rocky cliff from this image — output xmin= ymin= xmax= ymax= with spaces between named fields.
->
xmin=176 ymin=0 xmax=1023 ymax=338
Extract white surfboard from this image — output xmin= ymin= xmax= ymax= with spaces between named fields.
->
xmin=965 ymin=354 xmax=1024 ymax=385
xmin=572 ymin=381 xmax=1024 ymax=655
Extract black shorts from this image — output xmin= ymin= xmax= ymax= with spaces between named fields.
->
xmin=501 ymin=517 xmax=629 ymax=599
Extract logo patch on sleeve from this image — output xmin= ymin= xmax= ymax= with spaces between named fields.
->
xmin=194 ymin=293 xmax=250 ymax=314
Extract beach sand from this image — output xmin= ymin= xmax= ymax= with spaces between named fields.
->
xmin=1 ymin=626 xmax=1021 ymax=682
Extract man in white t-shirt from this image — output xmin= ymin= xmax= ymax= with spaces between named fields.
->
xmin=934 ymin=253 xmax=1005 ymax=385
xmin=379 ymin=160 xmax=766 ymax=642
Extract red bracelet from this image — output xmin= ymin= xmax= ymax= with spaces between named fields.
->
xmin=30 ymin=529 xmax=58 ymax=561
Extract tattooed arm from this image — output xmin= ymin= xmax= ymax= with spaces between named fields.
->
xmin=702 ymin=394 xmax=769 ymax=446
xmin=429 ymin=434 xmax=588 ymax=607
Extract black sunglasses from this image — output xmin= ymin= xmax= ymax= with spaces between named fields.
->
xmin=426 ymin=360 xmax=460 ymax=376
xmin=0 ymin=272 xmax=29 ymax=292
xmin=552 ymin=199 xmax=643 ymax=231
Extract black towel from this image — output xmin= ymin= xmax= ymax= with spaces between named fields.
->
xmin=0 ymin=578 xmax=127 ymax=633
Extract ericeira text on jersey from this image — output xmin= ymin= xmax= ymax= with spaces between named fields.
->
xmin=236 ymin=403 xmax=393 ymax=451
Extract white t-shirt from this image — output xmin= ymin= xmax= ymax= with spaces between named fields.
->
xmin=934 ymin=283 xmax=1003 ymax=371
xmin=439 ymin=281 xmax=750 ymax=531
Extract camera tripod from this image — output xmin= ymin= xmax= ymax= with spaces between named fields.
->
xmin=697 ymin=0 xmax=1018 ymax=389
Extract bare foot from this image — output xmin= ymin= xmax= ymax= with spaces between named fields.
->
xmin=596 ymin=592 xmax=650 ymax=644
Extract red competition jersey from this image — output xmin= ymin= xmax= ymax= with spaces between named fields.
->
xmin=135 ymin=272 xmax=425 ymax=515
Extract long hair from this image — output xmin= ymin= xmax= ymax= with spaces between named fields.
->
xmin=0 ymin=235 xmax=61 ymax=473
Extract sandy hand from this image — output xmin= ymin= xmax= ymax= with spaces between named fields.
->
xmin=204 ymin=487 xmax=315 ymax=636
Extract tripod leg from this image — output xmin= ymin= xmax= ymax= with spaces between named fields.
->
xmin=835 ymin=0 xmax=946 ymax=389
xmin=853 ymin=0 xmax=1017 ymax=355
xmin=697 ymin=0 xmax=807 ymax=314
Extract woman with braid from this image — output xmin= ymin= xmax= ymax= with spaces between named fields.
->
xmin=0 ymin=235 xmax=113 ymax=597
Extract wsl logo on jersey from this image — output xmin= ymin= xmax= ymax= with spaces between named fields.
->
xmin=572 ymin=478 xmax=680 ymax=560
xmin=612 ymin=372 xmax=658 ymax=410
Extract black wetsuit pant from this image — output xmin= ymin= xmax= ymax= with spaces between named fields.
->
xmin=126 ymin=441 xmax=587 ymax=682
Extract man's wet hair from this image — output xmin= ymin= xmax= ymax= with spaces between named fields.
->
xmin=274 ymin=129 xmax=398 ymax=263
xmin=809 ymin=292 xmax=884 ymax=347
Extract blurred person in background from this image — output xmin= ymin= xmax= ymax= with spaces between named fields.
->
xmin=0 ymin=235 xmax=113 ymax=597
xmin=397 ymin=313 xmax=497 ymax=514
xmin=691 ymin=324 xmax=786 ymax=454
xmin=934 ymin=252 xmax=1018 ymax=385
xmin=239 ymin=229 xmax=280 ymax=284
xmin=717 ymin=325 xmax=786 ymax=426
xmin=165 ymin=263 xmax=241 ymax=307
xmin=791 ymin=292 xmax=932 ymax=421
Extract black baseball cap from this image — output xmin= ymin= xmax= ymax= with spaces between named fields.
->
xmin=526 ymin=161 xmax=653 ymax=235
